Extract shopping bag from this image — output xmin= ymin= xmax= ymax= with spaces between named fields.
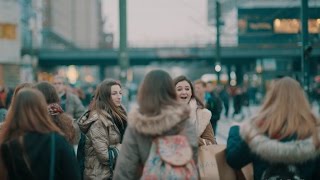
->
xmin=215 ymin=145 xmax=253 ymax=180
xmin=197 ymin=144 xmax=224 ymax=180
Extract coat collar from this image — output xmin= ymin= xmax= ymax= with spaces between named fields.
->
xmin=239 ymin=119 xmax=320 ymax=164
xmin=128 ymin=104 xmax=190 ymax=136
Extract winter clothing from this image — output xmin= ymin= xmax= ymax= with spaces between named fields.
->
xmin=60 ymin=92 xmax=85 ymax=120
xmin=189 ymin=99 xmax=215 ymax=145
xmin=226 ymin=120 xmax=320 ymax=180
xmin=113 ymin=104 xmax=198 ymax=180
xmin=0 ymin=108 xmax=7 ymax=122
xmin=78 ymin=110 xmax=122 ymax=180
xmin=205 ymin=92 xmax=222 ymax=133
xmin=1 ymin=132 xmax=80 ymax=180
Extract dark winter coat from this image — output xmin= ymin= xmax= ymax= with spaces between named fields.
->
xmin=226 ymin=121 xmax=320 ymax=180
xmin=1 ymin=132 xmax=80 ymax=180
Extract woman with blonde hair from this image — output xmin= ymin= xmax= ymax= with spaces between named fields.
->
xmin=0 ymin=89 xmax=80 ymax=180
xmin=173 ymin=76 xmax=216 ymax=146
xmin=226 ymin=77 xmax=320 ymax=179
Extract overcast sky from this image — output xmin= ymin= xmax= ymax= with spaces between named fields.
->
xmin=102 ymin=0 xmax=215 ymax=47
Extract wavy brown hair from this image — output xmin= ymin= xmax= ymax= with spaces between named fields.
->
xmin=138 ymin=70 xmax=179 ymax=116
xmin=253 ymin=77 xmax=320 ymax=146
xmin=0 ymin=89 xmax=62 ymax=178
xmin=91 ymin=79 xmax=127 ymax=123
xmin=34 ymin=82 xmax=76 ymax=144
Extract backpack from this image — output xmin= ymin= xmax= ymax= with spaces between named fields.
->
xmin=76 ymin=110 xmax=91 ymax=180
xmin=261 ymin=164 xmax=303 ymax=180
xmin=141 ymin=135 xmax=198 ymax=180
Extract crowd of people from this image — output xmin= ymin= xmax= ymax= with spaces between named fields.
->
xmin=0 ymin=71 xmax=319 ymax=179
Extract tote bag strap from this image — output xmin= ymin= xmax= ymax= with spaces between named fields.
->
xmin=49 ymin=133 xmax=56 ymax=180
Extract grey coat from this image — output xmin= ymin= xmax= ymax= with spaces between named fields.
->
xmin=113 ymin=104 xmax=198 ymax=180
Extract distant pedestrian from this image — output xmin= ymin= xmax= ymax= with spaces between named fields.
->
xmin=0 ymin=99 xmax=7 ymax=123
xmin=226 ymin=77 xmax=320 ymax=179
xmin=174 ymin=77 xmax=216 ymax=145
xmin=114 ymin=70 xmax=198 ymax=179
xmin=0 ymin=89 xmax=80 ymax=180
xmin=53 ymin=75 xmax=85 ymax=120
xmin=34 ymin=81 xmax=77 ymax=145
xmin=78 ymin=79 xmax=127 ymax=180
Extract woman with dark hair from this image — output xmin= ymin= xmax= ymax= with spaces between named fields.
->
xmin=114 ymin=70 xmax=198 ymax=179
xmin=34 ymin=81 xmax=77 ymax=145
xmin=0 ymin=89 xmax=80 ymax=180
xmin=173 ymin=75 xmax=216 ymax=146
xmin=78 ymin=79 xmax=127 ymax=180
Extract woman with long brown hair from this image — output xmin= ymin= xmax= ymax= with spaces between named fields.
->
xmin=173 ymin=75 xmax=216 ymax=146
xmin=226 ymin=77 xmax=320 ymax=179
xmin=34 ymin=81 xmax=77 ymax=145
xmin=78 ymin=79 xmax=127 ymax=180
xmin=0 ymin=89 xmax=80 ymax=180
xmin=114 ymin=70 xmax=198 ymax=179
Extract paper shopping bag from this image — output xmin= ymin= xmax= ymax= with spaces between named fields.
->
xmin=197 ymin=144 xmax=225 ymax=180
xmin=215 ymin=145 xmax=253 ymax=180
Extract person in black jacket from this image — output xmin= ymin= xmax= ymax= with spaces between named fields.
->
xmin=0 ymin=89 xmax=80 ymax=180
xmin=204 ymin=81 xmax=222 ymax=133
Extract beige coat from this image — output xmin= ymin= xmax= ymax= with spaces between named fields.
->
xmin=189 ymin=98 xmax=215 ymax=145
xmin=78 ymin=110 xmax=121 ymax=180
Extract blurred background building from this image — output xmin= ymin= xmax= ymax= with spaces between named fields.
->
xmin=0 ymin=0 xmax=319 ymax=98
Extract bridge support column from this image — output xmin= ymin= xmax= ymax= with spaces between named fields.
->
xmin=99 ymin=65 xmax=106 ymax=81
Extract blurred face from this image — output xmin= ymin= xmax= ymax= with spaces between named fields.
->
xmin=175 ymin=80 xmax=192 ymax=104
xmin=111 ymin=85 xmax=122 ymax=107
xmin=53 ymin=78 xmax=65 ymax=94
xmin=194 ymin=83 xmax=205 ymax=99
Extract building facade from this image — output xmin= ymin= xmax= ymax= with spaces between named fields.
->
xmin=0 ymin=0 xmax=21 ymax=87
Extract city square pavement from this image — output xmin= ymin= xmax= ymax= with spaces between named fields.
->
xmin=215 ymin=103 xmax=320 ymax=144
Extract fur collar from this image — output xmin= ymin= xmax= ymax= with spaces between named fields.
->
xmin=239 ymin=119 xmax=320 ymax=164
xmin=189 ymin=99 xmax=212 ymax=137
xmin=128 ymin=104 xmax=190 ymax=136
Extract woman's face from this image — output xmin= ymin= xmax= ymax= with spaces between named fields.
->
xmin=175 ymin=80 xmax=192 ymax=104
xmin=110 ymin=85 xmax=122 ymax=107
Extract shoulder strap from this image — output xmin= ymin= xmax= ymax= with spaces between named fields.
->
xmin=49 ymin=133 xmax=55 ymax=180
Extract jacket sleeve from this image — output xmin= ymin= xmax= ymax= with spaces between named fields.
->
xmin=72 ymin=95 xmax=86 ymax=120
xmin=56 ymin=134 xmax=81 ymax=180
xmin=113 ymin=127 xmax=142 ymax=180
xmin=200 ymin=123 xmax=215 ymax=145
xmin=206 ymin=94 xmax=222 ymax=122
xmin=88 ymin=120 xmax=110 ymax=165
xmin=226 ymin=126 xmax=252 ymax=170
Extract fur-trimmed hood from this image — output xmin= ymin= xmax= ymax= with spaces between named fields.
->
xmin=239 ymin=119 xmax=320 ymax=164
xmin=128 ymin=104 xmax=190 ymax=136
xmin=78 ymin=110 xmax=114 ymax=134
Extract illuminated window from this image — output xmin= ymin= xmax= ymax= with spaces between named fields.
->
xmin=274 ymin=19 xmax=320 ymax=34
xmin=309 ymin=19 xmax=320 ymax=33
xmin=0 ymin=24 xmax=17 ymax=40
xmin=273 ymin=19 xmax=300 ymax=34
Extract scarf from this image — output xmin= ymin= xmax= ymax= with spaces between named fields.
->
xmin=48 ymin=103 xmax=64 ymax=116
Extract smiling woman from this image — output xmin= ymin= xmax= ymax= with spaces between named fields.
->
xmin=173 ymin=76 xmax=216 ymax=146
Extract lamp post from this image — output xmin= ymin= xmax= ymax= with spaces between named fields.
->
xmin=300 ymin=0 xmax=309 ymax=92
xmin=215 ymin=0 xmax=221 ymax=84
xmin=119 ymin=0 xmax=129 ymax=107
